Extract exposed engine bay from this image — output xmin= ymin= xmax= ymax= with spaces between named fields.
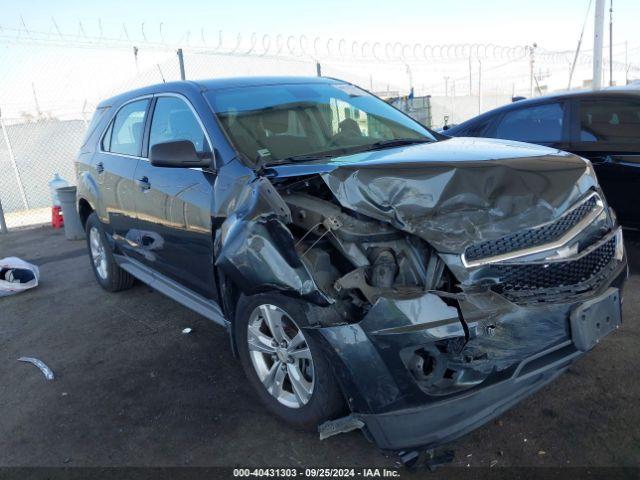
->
xmin=280 ymin=179 xmax=471 ymax=395
xmin=283 ymin=180 xmax=447 ymax=304
xmin=213 ymin=138 xmax=628 ymax=451
xmin=259 ymin=165 xmax=620 ymax=397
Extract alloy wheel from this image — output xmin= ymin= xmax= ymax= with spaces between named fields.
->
xmin=89 ymin=226 xmax=108 ymax=280
xmin=247 ymin=304 xmax=315 ymax=408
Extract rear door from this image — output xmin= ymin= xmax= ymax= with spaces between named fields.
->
xmin=93 ymin=97 xmax=151 ymax=255
xmin=487 ymin=100 xmax=570 ymax=150
xmin=569 ymin=95 xmax=640 ymax=228
xmin=132 ymin=94 xmax=218 ymax=299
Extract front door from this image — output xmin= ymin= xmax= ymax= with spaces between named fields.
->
xmin=132 ymin=94 xmax=217 ymax=299
xmin=488 ymin=100 xmax=570 ymax=150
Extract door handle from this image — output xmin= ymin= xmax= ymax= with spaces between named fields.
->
xmin=136 ymin=176 xmax=151 ymax=190
xmin=95 ymin=162 xmax=104 ymax=174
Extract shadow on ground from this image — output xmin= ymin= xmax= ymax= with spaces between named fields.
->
xmin=0 ymin=226 xmax=639 ymax=469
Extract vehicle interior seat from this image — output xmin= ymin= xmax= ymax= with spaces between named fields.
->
xmin=260 ymin=109 xmax=313 ymax=158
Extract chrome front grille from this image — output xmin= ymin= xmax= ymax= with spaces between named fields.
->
xmin=492 ymin=232 xmax=614 ymax=289
xmin=490 ymin=229 xmax=623 ymax=305
xmin=462 ymin=192 xmax=605 ymax=268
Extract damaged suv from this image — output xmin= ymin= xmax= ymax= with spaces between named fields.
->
xmin=76 ymin=77 xmax=627 ymax=454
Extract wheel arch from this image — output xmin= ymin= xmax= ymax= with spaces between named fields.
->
xmin=77 ymin=197 xmax=95 ymax=230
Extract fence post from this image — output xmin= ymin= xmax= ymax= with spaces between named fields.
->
xmin=177 ymin=48 xmax=186 ymax=80
xmin=316 ymin=61 xmax=322 ymax=77
xmin=0 ymin=198 xmax=7 ymax=234
xmin=0 ymin=110 xmax=29 ymax=210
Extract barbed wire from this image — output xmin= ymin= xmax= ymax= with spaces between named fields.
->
xmin=0 ymin=19 xmax=535 ymax=62
xmin=3 ymin=17 xmax=638 ymax=72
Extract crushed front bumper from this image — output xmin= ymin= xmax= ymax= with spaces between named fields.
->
xmin=310 ymin=262 xmax=627 ymax=452
xmin=357 ymin=340 xmax=580 ymax=451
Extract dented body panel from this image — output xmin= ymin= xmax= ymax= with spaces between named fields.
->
xmin=211 ymin=137 xmax=626 ymax=451
xmin=77 ymin=77 xmax=628 ymax=455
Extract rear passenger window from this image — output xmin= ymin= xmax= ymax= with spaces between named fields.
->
xmin=103 ymin=100 xmax=149 ymax=156
xmin=495 ymin=103 xmax=564 ymax=143
xmin=149 ymin=97 xmax=210 ymax=154
xmin=578 ymin=99 xmax=640 ymax=143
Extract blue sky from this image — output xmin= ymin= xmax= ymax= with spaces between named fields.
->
xmin=1 ymin=0 xmax=639 ymax=51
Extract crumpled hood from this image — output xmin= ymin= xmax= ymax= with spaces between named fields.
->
xmin=271 ymin=137 xmax=598 ymax=254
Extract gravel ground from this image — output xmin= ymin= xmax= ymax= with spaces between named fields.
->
xmin=0 ymin=226 xmax=638 ymax=474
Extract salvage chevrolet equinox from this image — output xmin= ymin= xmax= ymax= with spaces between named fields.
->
xmin=76 ymin=77 xmax=627 ymax=455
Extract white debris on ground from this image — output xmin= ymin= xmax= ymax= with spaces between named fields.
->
xmin=18 ymin=357 xmax=54 ymax=380
xmin=0 ymin=257 xmax=40 ymax=297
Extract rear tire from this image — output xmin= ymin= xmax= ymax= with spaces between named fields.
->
xmin=85 ymin=212 xmax=135 ymax=292
xmin=235 ymin=293 xmax=345 ymax=429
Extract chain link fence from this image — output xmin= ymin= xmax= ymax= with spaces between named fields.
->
xmin=1 ymin=27 xmax=639 ymax=231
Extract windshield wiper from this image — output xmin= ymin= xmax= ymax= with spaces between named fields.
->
xmin=363 ymin=138 xmax=433 ymax=150
xmin=277 ymin=152 xmax=342 ymax=163
xmin=275 ymin=138 xmax=432 ymax=165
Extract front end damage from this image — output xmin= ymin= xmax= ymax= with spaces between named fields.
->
xmin=215 ymin=139 xmax=627 ymax=452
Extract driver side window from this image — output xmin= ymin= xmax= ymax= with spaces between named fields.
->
xmin=149 ymin=96 xmax=211 ymax=155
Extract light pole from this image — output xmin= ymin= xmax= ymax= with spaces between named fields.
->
xmin=609 ymin=0 xmax=614 ymax=86
xmin=593 ymin=0 xmax=605 ymax=90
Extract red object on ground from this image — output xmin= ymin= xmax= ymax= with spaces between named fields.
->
xmin=51 ymin=206 xmax=64 ymax=229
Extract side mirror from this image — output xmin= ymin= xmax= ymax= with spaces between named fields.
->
xmin=150 ymin=140 xmax=212 ymax=168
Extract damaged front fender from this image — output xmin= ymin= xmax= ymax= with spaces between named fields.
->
xmin=215 ymin=176 xmax=330 ymax=305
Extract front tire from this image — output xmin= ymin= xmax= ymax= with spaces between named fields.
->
xmin=235 ymin=293 xmax=345 ymax=429
xmin=85 ymin=213 xmax=134 ymax=292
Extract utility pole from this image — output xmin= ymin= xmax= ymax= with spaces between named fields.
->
xmin=593 ymin=0 xmax=605 ymax=90
xmin=609 ymin=0 xmax=613 ymax=86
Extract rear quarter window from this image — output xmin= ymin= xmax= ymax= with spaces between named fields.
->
xmin=81 ymin=106 xmax=111 ymax=148
xmin=578 ymin=98 xmax=640 ymax=143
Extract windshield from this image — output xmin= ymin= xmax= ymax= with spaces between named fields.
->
xmin=207 ymin=82 xmax=436 ymax=165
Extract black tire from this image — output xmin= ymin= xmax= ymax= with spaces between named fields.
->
xmin=235 ymin=293 xmax=345 ymax=429
xmin=85 ymin=212 xmax=135 ymax=292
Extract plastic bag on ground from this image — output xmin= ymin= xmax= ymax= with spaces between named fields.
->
xmin=0 ymin=257 xmax=40 ymax=297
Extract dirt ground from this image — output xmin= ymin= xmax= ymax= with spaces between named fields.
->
xmin=1 ymin=226 xmax=639 ymax=473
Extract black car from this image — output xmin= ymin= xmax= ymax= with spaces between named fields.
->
xmin=75 ymin=77 xmax=627 ymax=456
xmin=444 ymin=88 xmax=640 ymax=229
